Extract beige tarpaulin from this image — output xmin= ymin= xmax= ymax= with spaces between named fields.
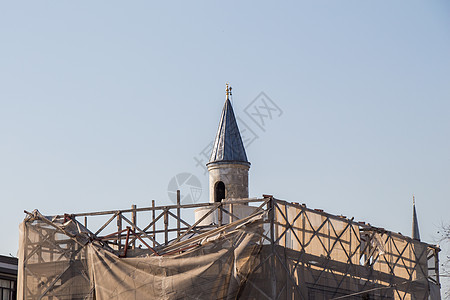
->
xmin=18 ymin=200 xmax=441 ymax=299
xmin=18 ymin=213 xmax=266 ymax=300
xmin=88 ymin=224 xmax=263 ymax=299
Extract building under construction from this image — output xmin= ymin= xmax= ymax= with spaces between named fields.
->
xmin=18 ymin=86 xmax=441 ymax=299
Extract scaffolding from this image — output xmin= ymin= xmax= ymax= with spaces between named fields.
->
xmin=18 ymin=196 xmax=441 ymax=299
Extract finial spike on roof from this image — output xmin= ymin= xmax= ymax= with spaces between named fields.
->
xmin=226 ymin=83 xmax=230 ymax=100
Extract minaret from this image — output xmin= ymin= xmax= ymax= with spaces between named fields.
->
xmin=412 ymin=195 xmax=421 ymax=241
xmin=206 ymin=84 xmax=250 ymax=203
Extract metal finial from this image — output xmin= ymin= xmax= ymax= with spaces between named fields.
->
xmin=226 ymin=83 xmax=231 ymax=100
xmin=413 ymin=195 xmax=415 ymax=206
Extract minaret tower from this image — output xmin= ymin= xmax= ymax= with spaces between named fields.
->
xmin=206 ymin=84 xmax=250 ymax=203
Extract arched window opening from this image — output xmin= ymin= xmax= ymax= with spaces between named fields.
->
xmin=214 ymin=181 xmax=225 ymax=202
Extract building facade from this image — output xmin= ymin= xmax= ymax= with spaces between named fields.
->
xmin=0 ymin=255 xmax=18 ymax=300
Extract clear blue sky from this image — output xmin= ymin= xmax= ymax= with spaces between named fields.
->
xmin=1 ymin=0 xmax=449 ymax=287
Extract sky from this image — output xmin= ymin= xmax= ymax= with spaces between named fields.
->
xmin=1 ymin=0 xmax=449 ymax=291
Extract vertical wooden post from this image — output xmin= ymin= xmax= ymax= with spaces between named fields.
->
xmin=327 ymin=216 xmax=331 ymax=256
xmin=218 ymin=203 xmax=223 ymax=227
xmin=229 ymin=203 xmax=233 ymax=224
xmin=117 ymin=213 xmax=122 ymax=251
xmin=349 ymin=219 xmax=352 ymax=272
xmin=284 ymin=203 xmax=289 ymax=300
xmin=164 ymin=209 xmax=168 ymax=245
xmin=302 ymin=204 xmax=306 ymax=251
xmin=84 ymin=216 xmax=87 ymax=228
xmin=132 ymin=204 xmax=137 ymax=249
xmin=177 ymin=190 xmax=181 ymax=238
xmin=269 ymin=197 xmax=277 ymax=299
xmin=435 ymin=249 xmax=440 ymax=285
xmin=152 ymin=200 xmax=156 ymax=248
xmin=122 ymin=227 xmax=131 ymax=258
xmin=284 ymin=204 xmax=288 ymax=247
xmin=22 ymin=221 xmax=29 ymax=298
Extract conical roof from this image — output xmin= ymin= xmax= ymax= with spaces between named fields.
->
xmin=412 ymin=197 xmax=420 ymax=241
xmin=208 ymin=98 xmax=249 ymax=166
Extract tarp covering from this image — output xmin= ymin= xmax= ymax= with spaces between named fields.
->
xmin=18 ymin=213 xmax=266 ymax=300
xmin=18 ymin=200 xmax=441 ymax=299
xmin=273 ymin=203 xmax=439 ymax=299
xmin=17 ymin=215 xmax=93 ymax=299
xmin=88 ymin=224 xmax=263 ymax=299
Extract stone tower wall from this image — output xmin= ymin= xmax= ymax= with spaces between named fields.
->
xmin=207 ymin=163 xmax=249 ymax=203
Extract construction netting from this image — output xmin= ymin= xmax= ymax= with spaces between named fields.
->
xmin=18 ymin=210 xmax=267 ymax=299
xmin=17 ymin=199 xmax=440 ymax=299
xmin=272 ymin=202 xmax=440 ymax=299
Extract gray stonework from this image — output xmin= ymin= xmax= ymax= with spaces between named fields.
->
xmin=207 ymin=162 xmax=249 ymax=203
xmin=194 ymin=203 xmax=256 ymax=226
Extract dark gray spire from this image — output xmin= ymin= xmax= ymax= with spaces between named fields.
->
xmin=412 ymin=196 xmax=420 ymax=241
xmin=208 ymin=86 xmax=249 ymax=166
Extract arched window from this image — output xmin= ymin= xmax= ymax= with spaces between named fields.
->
xmin=214 ymin=181 xmax=225 ymax=202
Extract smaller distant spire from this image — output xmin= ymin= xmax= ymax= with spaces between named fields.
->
xmin=412 ymin=195 xmax=421 ymax=241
